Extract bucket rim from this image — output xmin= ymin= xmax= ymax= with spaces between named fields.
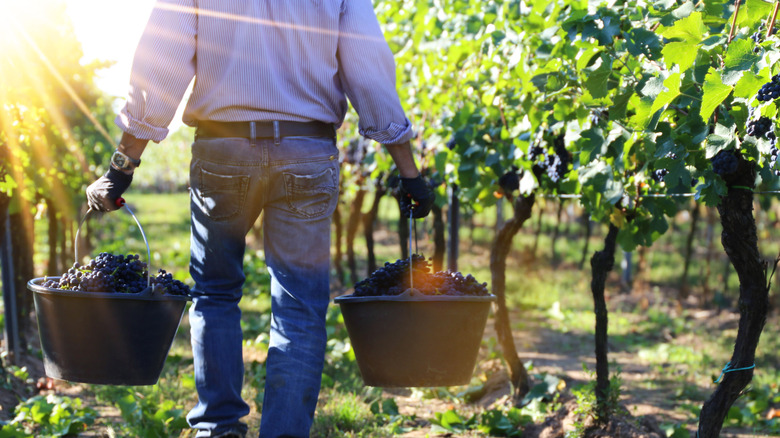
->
xmin=334 ymin=292 xmax=496 ymax=303
xmin=27 ymin=277 xmax=192 ymax=302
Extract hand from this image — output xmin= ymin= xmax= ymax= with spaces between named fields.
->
xmin=399 ymin=175 xmax=434 ymax=218
xmin=86 ymin=167 xmax=133 ymax=212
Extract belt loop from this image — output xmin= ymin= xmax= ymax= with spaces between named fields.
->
xmin=273 ymin=121 xmax=281 ymax=146
xmin=249 ymin=121 xmax=257 ymax=146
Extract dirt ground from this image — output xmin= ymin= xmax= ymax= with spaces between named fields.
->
xmin=387 ymin=287 xmax=777 ymax=438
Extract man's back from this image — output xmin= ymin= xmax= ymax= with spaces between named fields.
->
xmin=120 ymin=0 xmax=412 ymax=146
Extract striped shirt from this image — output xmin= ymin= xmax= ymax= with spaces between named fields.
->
xmin=116 ymin=0 xmax=414 ymax=145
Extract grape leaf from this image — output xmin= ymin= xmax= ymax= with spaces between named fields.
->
xmin=700 ymin=67 xmax=733 ymax=122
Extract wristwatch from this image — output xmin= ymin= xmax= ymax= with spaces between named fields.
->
xmin=110 ymin=149 xmax=141 ymax=171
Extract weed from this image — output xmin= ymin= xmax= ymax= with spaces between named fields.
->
xmin=310 ymin=390 xmax=394 ymax=438
xmin=567 ymin=364 xmax=623 ymax=438
xmin=1 ymin=394 xmax=97 ymax=437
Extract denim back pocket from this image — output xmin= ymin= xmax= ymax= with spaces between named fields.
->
xmin=283 ymin=166 xmax=338 ymax=219
xmin=192 ymin=166 xmax=250 ymax=221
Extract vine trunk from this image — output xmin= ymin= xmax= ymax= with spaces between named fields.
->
xmin=490 ymin=194 xmax=535 ymax=403
xmin=698 ymin=158 xmax=768 ymax=437
xmin=590 ymin=222 xmax=619 ymax=422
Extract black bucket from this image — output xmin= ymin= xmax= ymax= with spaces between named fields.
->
xmin=27 ymin=279 xmax=189 ymax=385
xmin=27 ymin=201 xmax=190 ymax=385
xmin=334 ymin=289 xmax=496 ymax=387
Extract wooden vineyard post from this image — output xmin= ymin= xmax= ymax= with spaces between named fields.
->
xmin=447 ymin=183 xmax=459 ymax=272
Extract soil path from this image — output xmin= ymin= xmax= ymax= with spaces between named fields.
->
xmin=392 ymin=293 xmax=777 ymax=438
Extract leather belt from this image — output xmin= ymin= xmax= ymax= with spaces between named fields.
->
xmin=196 ymin=120 xmax=336 ymax=139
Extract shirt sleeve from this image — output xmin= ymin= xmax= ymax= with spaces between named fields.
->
xmin=115 ymin=0 xmax=197 ymax=142
xmin=337 ymin=0 xmax=415 ymax=145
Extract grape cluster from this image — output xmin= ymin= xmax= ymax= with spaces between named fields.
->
xmin=528 ymin=134 xmax=570 ymax=182
xmin=354 ymin=254 xmax=429 ymax=296
xmin=651 ymin=169 xmax=668 ymax=183
xmin=747 ymin=117 xmax=773 ymax=138
xmin=414 ymin=270 xmax=490 ymax=296
xmin=152 ymin=269 xmax=191 ymax=296
xmin=527 ymin=143 xmax=545 ymax=161
xmin=752 ymin=24 xmax=765 ymax=52
xmin=540 ymin=134 xmax=571 ymax=183
xmin=498 ymin=166 xmax=520 ymax=194
xmin=711 ymin=150 xmax=739 ymax=176
xmin=757 ymin=74 xmax=780 ymax=102
xmin=353 ymin=254 xmax=489 ymax=297
xmin=41 ymin=252 xmax=191 ymax=296
xmin=752 ymin=29 xmax=764 ymax=45
xmin=752 ymin=23 xmax=777 ymax=52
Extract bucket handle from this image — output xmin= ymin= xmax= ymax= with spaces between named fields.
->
xmin=74 ymin=197 xmax=152 ymax=288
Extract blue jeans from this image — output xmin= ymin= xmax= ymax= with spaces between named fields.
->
xmin=185 ymin=135 xmax=340 ymax=438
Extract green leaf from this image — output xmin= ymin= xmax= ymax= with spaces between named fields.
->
xmin=625 ymin=28 xmax=662 ymax=60
xmin=661 ymin=41 xmax=698 ymax=72
xmin=381 ymin=398 xmax=400 ymax=416
xmin=650 ymin=72 xmax=682 ymax=115
xmin=738 ymin=0 xmax=775 ymax=29
xmin=660 ymin=11 xmax=705 ymax=43
xmin=579 ymin=128 xmax=607 ymax=164
xmin=584 ymin=55 xmax=613 ymax=99
xmin=724 ymin=39 xmax=760 ymax=74
xmin=734 ymin=70 xmax=764 ymax=100
xmin=596 ymin=14 xmax=621 ymax=45
xmin=640 ymin=76 xmax=665 ymax=99
xmin=609 ymin=90 xmax=633 ymax=120
xmin=630 ymin=95 xmax=656 ymax=129
xmin=700 ymin=68 xmax=733 ymax=122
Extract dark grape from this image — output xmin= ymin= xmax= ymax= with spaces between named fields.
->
xmin=539 ymin=134 xmax=571 ymax=183
xmin=711 ymin=150 xmax=739 ymax=176
xmin=353 ymin=254 xmax=489 ymax=297
xmin=651 ymin=168 xmax=668 ymax=183
xmin=528 ymin=143 xmax=544 ymax=161
xmin=152 ymin=269 xmax=191 ymax=296
xmin=446 ymin=137 xmax=456 ymax=150
xmin=43 ymin=252 xmax=190 ymax=296
xmin=498 ymin=166 xmax=520 ymax=194
xmin=752 ymin=24 xmax=765 ymax=53
xmin=746 ymin=116 xmax=773 ymax=138
xmin=756 ymin=74 xmax=780 ymax=102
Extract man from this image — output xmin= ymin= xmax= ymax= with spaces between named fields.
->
xmin=85 ymin=0 xmax=434 ymax=437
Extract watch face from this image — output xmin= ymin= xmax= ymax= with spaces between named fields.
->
xmin=112 ymin=151 xmax=132 ymax=169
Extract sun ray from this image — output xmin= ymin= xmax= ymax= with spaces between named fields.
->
xmin=154 ymin=2 xmax=385 ymax=42
xmin=13 ymin=21 xmax=115 ymax=147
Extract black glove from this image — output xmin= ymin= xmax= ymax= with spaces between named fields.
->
xmin=399 ymin=175 xmax=434 ymax=218
xmin=86 ymin=167 xmax=133 ymax=212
